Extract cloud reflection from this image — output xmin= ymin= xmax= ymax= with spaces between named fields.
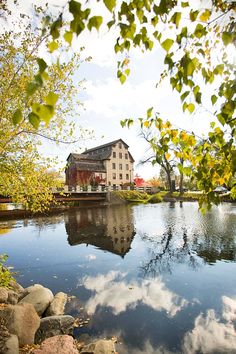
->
xmin=183 ymin=296 xmax=236 ymax=354
xmin=82 ymin=271 xmax=187 ymax=316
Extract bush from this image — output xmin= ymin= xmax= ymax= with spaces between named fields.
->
xmin=114 ymin=190 xmax=149 ymax=201
xmin=148 ymin=193 xmax=163 ymax=204
xmin=0 ymin=254 xmax=15 ymax=288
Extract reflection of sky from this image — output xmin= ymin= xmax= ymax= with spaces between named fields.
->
xmin=83 ymin=271 xmax=187 ymax=316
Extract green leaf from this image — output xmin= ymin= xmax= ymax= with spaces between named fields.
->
xmin=48 ymin=41 xmax=59 ymax=53
xmin=37 ymin=58 xmax=47 ymax=73
xmin=64 ymin=31 xmax=73 ymax=45
xmin=187 ymin=103 xmax=195 ymax=113
xmin=199 ymin=9 xmax=211 ymax=22
xmin=107 ymin=20 xmax=115 ymax=29
xmin=45 ymin=92 xmax=59 ymax=106
xmin=32 ymin=103 xmax=54 ymax=124
xmin=147 ymin=107 xmax=153 ymax=118
xmin=213 ymin=64 xmax=224 ymax=75
xmin=170 ymin=12 xmax=181 ymax=28
xmin=28 ymin=112 xmax=40 ymax=129
xmin=190 ymin=10 xmax=199 ymax=21
xmin=125 ymin=68 xmax=130 ymax=76
xmin=181 ymin=91 xmax=190 ymax=102
xmin=161 ymin=39 xmax=174 ymax=52
xmin=12 ymin=109 xmax=23 ymax=125
xmin=211 ymin=95 xmax=218 ymax=105
xmin=104 ymin=0 xmax=116 ymax=12
xmin=88 ymin=16 xmax=103 ymax=31
xmin=119 ymin=74 xmax=126 ymax=84
xmin=26 ymin=81 xmax=40 ymax=96
xmin=222 ymin=32 xmax=233 ymax=46
xmin=194 ymin=24 xmax=205 ymax=38
xmin=181 ymin=2 xmax=189 ymax=7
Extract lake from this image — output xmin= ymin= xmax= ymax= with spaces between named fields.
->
xmin=0 ymin=202 xmax=236 ymax=353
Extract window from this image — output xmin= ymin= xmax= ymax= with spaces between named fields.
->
xmin=119 ymin=173 xmax=123 ymax=179
xmin=126 ymin=174 xmax=129 ymax=180
xmin=126 ymin=164 xmax=129 ymax=170
xmin=112 ymin=163 xmax=116 ymax=169
xmin=113 ymin=173 xmax=116 ymax=179
xmin=119 ymin=143 xmax=122 ymax=148
xmin=125 ymin=153 xmax=128 ymax=159
xmin=113 ymin=151 xmax=116 ymax=158
xmin=119 ymin=163 xmax=122 ymax=170
xmin=119 ymin=152 xmax=122 ymax=159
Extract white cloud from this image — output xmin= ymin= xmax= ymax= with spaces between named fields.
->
xmin=183 ymin=296 xmax=236 ymax=354
xmin=82 ymin=271 xmax=188 ymax=316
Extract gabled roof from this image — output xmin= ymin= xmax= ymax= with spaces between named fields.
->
xmin=82 ymin=139 xmax=129 ymax=154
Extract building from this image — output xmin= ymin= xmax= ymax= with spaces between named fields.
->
xmin=65 ymin=139 xmax=134 ymax=187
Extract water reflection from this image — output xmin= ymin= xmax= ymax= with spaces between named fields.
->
xmin=183 ymin=295 xmax=236 ymax=354
xmin=82 ymin=271 xmax=187 ymax=316
xmin=65 ymin=206 xmax=135 ymax=257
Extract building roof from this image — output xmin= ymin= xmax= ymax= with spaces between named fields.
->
xmin=75 ymin=161 xmax=106 ymax=172
xmin=67 ymin=138 xmax=135 ymax=163
xmin=82 ymin=138 xmax=129 ymax=154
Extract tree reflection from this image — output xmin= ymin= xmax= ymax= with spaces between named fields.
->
xmin=138 ymin=204 xmax=236 ymax=277
xmin=65 ymin=206 xmax=136 ymax=257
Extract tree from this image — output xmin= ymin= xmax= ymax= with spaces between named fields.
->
xmin=134 ymin=174 xmax=145 ymax=187
xmin=0 ymin=25 xmax=83 ymax=211
xmin=2 ymin=0 xmax=236 ymax=207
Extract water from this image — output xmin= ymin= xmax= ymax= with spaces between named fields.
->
xmin=0 ymin=202 xmax=236 ymax=353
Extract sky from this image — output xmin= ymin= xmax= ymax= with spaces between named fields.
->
xmin=2 ymin=0 xmax=230 ymax=179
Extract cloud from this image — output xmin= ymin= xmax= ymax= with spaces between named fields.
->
xmin=183 ymin=296 xmax=236 ymax=354
xmin=82 ymin=271 xmax=187 ymax=316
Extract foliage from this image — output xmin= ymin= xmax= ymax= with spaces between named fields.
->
xmin=2 ymin=1 xmax=236 ymax=208
xmin=0 ymin=254 xmax=15 ymax=288
xmin=148 ymin=193 xmax=163 ymax=203
xmin=0 ymin=26 xmax=83 ymax=211
xmin=134 ymin=174 xmax=145 ymax=187
xmin=115 ymin=190 xmax=149 ymax=202
xmin=146 ymin=176 xmax=161 ymax=188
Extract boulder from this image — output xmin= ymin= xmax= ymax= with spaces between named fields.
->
xmin=80 ymin=340 xmax=116 ymax=354
xmin=35 ymin=315 xmax=75 ymax=344
xmin=25 ymin=284 xmax=44 ymax=293
xmin=8 ymin=281 xmax=24 ymax=294
xmin=45 ymin=292 xmax=67 ymax=316
xmin=0 ymin=303 xmax=40 ymax=346
xmin=19 ymin=286 xmax=53 ymax=316
xmin=0 ymin=287 xmax=8 ymax=303
xmin=32 ymin=335 xmax=78 ymax=354
xmin=7 ymin=291 xmax=18 ymax=305
xmin=4 ymin=334 xmax=19 ymax=354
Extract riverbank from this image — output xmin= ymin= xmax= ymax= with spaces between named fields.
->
xmin=0 ymin=191 xmax=234 ymax=221
xmin=0 ymin=279 xmax=116 ymax=354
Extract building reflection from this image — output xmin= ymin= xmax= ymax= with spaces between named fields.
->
xmin=65 ymin=206 xmax=135 ymax=257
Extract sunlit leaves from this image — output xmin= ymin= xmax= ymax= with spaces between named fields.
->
xmin=222 ymin=31 xmax=234 ymax=45
xmin=104 ymin=0 xmax=116 ymax=12
xmin=88 ymin=16 xmax=103 ymax=31
xmin=12 ymin=109 xmax=23 ymax=125
xmin=45 ymin=92 xmax=59 ymax=106
xmin=37 ymin=58 xmax=47 ymax=73
xmin=161 ymin=38 xmax=174 ymax=52
xmin=199 ymin=9 xmax=211 ymax=22
xmin=28 ymin=112 xmax=40 ymax=129
xmin=64 ymin=31 xmax=73 ymax=45
xmin=48 ymin=41 xmax=59 ymax=53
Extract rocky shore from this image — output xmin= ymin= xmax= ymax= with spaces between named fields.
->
xmin=0 ymin=281 xmax=116 ymax=354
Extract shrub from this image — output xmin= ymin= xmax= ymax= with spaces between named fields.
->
xmin=148 ymin=193 xmax=163 ymax=204
xmin=114 ymin=190 xmax=149 ymax=201
xmin=0 ymin=254 xmax=15 ymax=288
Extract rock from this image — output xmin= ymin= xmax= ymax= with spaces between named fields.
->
xmin=0 ymin=287 xmax=8 ymax=303
xmin=26 ymin=284 xmax=44 ymax=293
xmin=45 ymin=292 xmax=67 ymax=316
xmin=32 ymin=335 xmax=78 ymax=354
xmin=35 ymin=315 xmax=75 ymax=344
xmin=7 ymin=291 xmax=18 ymax=305
xmin=0 ymin=303 xmax=40 ymax=346
xmin=19 ymin=287 xmax=53 ymax=316
xmin=8 ymin=281 xmax=24 ymax=294
xmin=80 ymin=340 xmax=116 ymax=354
xmin=4 ymin=334 xmax=19 ymax=354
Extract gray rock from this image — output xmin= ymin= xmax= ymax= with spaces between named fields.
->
xmin=0 ymin=303 xmax=40 ymax=346
xmin=20 ymin=287 xmax=53 ymax=316
xmin=4 ymin=334 xmax=19 ymax=354
xmin=35 ymin=315 xmax=75 ymax=344
xmin=45 ymin=292 xmax=67 ymax=316
xmin=80 ymin=340 xmax=116 ymax=354
xmin=26 ymin=284 xmax=44 ymax=293
xmin=0 ymin=287 xmax=8 ymax=303
xmin=7 ymin=291 xmax=18 ymax=305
